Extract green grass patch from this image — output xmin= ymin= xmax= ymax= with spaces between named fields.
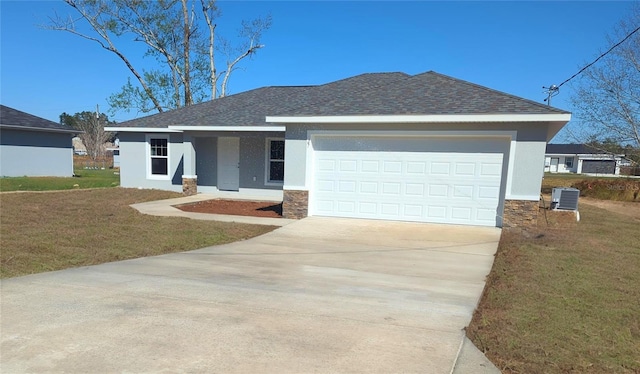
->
xmin=467 ymin=205 xmax=640 ymax=373
xmin=0 ymin=168 xmax=120 ymax=191
xmin=0 ymin=188 xmax=277 ymax=278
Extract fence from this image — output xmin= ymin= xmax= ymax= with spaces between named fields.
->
xmin=620 ymin=166 xmax=640 ymax=176
xmin=73 ymin=155 xmax=115 ymax=170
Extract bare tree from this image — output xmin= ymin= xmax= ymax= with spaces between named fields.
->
xmin=46 ymin=0 xmax=271 ymax=113
xmin=61 ymin=111 xmax=114 ymax=161
xmin=570 ymin=4 xmax=640 ymax=161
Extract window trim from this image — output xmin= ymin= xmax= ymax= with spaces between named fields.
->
xmin=564 ymin=157 xmax=574 ymax=169
xmin=264 ymin=138 xmax=285 ymax=186
xmin=146 ymin=134 xmax=170 ymax=180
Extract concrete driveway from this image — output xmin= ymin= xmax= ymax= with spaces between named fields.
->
xmin=1 ymin=217 xmax=500 ymax=373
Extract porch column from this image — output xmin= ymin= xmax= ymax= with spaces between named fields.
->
xmin=182 ymin=135 xmax=197 ymax=196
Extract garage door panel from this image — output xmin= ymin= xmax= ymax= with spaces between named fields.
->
xmin=452 ymin=185 xmax=474 ymax=199
xmin=317 ymin=159 xmax=336 ymax=171
xmin=361 ymin=160 xmax=379 ymax=172
xmin=311 ymin=137 xmax=506 ymax=227
xmin=454 ymin=163 xmax=476 ymax=176
xmin=451 ymin=207 xmax=473 ymax=220
xmin=338 ymin=180 xmax=357 ymax=193
xmin=316 ymin=180 xmax=335 ymax=192
xmin=480 ymin=163 xmax=502 ymax=176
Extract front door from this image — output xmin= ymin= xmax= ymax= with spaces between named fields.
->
xmin=217 ymin=137 xmax=240 ymax=191
xmin=550 ymin=157 xmax=559 ymax=173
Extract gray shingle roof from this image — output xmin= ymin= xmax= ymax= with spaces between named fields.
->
xmin=0 ymin=105 xmax=76 ymax=132
xmin=546 ymin=144 xmax=606 ymax=155
xmin=114 ymin=71 xmax=569 ymax=128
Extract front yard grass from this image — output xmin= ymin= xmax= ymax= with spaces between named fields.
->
xmin=0 ymin=168 xmax=120 ymax=192
xmin=467 ymin=204 xmax=640 ymax=373
xmin=0 ymin=188 xmax=277 ymax=278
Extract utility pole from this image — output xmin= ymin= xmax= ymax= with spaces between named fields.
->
xmin=543 ymin=85 xmax=559 ymax=106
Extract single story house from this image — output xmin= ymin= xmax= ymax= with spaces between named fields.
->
xmin=545 ymin=144 xmax=631 ymax=175
xmin=1 ymin=105 xmax=78 ymax=177
xmin=106 ymin=71 xmax=571 ymax=228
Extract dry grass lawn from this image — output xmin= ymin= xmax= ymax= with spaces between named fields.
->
xmin=468 ymin=203 xmax=640 ymax=373
xmin=0 ymin=189 xmax=277 ymax=278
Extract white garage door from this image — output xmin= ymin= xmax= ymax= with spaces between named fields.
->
xmin=311 ymin=136 xmax=507 ymax=227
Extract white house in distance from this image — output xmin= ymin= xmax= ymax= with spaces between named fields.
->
xmin=0 ymin=105 xmax=77 ymax=177
xmin=545 ymin=144 xmax=631 ymax=175
xmin=106 ymin=71 xmax=571 ymax=228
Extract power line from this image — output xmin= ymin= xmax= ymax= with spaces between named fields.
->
xmin=558 ymin=25 xmax=640 ymax=88
xmin=543 ymin=24 xmax=640 ymax=104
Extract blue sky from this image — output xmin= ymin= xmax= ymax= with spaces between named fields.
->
xmin=0 ymin=1 xmax=634 ymax=141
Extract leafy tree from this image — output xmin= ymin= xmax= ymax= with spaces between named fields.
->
xmin=570 ymin=4 xmax=640 ymax=162
xmin=47 ymin=0 xmax=271 ymax=114
xmin=60 ymin=111 xmax=114 ymax=161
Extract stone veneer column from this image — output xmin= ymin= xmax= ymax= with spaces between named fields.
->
xmin=282 ymin=190 xmax=309 ymax=219
xmin=502 ymin=199 xmax=539 ymax=228
xmin=182 ymin=177 xmax=197 ymax=196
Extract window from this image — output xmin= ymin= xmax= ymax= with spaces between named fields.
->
xmin=146 ymin=135 xmax=169 ymax=179
xmin=266 ymin=139 xmax=284 ymax=184
xmin=565 ymin=157 xmax=574 ymax=168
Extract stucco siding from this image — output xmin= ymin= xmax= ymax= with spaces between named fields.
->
xmin=195 ymin=137 xmax=217 ymax=186
xmin=118 ymin=132 xmax=283 ymax=193
xmin=510 ymin=141 xmax=546 ymax=198
xmin=239 ymin=136 xmax=282 ymax=190
xmin=0 ymin=129 xmax=73 ymax=177
xmin=118 ymin=132 xmax=184 ymax=192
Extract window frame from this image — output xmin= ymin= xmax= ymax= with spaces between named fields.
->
xmin=146 ymin=134 xmax=170 ymax=180
xmin=264 ymin=138 xmax=285 ymax=186
xmin=564 ymin=157 xmax=574 ymax=169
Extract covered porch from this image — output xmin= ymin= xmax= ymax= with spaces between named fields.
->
xmin=176 ymin=126 xmax=285 ymax=198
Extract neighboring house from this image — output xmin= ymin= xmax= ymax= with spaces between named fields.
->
xmin=106 ymin=146 xmax=120 ymax=168
xmin=72 ymin=136 xmax=87 ymax=155
xmin=545 ymin=144 xmax=629 ymax=175
xmin=106 ymin=71 xmax=571 ymax=228
xmin=0 ymin=105 xmax=77 ymax=177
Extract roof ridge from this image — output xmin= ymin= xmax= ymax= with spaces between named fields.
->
xmin=413 ymin=71 xmax=570 ymax=114
xmin=318 ymin=71 xmax=411 ymax=87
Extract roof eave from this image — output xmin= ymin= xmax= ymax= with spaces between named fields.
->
xmin=266 ymin=113 xmax=571 ymax=124
xmin=104 ymin=127 xmax=182 ymax=133
xmin=0 ymin=124 xmax=81 ymax=134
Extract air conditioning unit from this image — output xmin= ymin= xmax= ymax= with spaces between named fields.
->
xmin=551 ymin=187 xmax=580 ymax=211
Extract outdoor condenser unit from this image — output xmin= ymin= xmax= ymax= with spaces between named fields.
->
xmin=551 ymin=187 xmax=580 ymax=211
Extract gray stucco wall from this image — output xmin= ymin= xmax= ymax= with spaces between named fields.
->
xmin=118 ymin=132 xmax=283 ymax=193
xmin=118 ymin=132 xmax=184 ymax=192
xmin=284 ymin=122 xmax=550 ymax=200
xmin=195 ymin=137 xmax=217 ymax=186
xmin=0 ymin=128 xmax=73 ymax=177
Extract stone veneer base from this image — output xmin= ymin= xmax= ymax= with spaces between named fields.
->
xmin=182 ymin=177 xmax=197 ymax=196
xmin=502 ymin=199 xmax=539 ymax=228
xmin=282 ymin=190 xmax=309 ymax=219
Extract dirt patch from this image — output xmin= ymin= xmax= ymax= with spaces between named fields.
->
xmin=579 ymin=197 xmax=640 ymax=220
xmin=175 ymin=199 xmax=283 ymax=218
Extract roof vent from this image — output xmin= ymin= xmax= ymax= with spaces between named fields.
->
xmin=551 ymin=187 xmax=580 ymax=211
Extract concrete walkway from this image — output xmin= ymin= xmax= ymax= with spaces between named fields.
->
xmin=131 ymin=194 xmax=296 ymax=226
xmin=1 ymin=217 xmax=500 ymax=373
